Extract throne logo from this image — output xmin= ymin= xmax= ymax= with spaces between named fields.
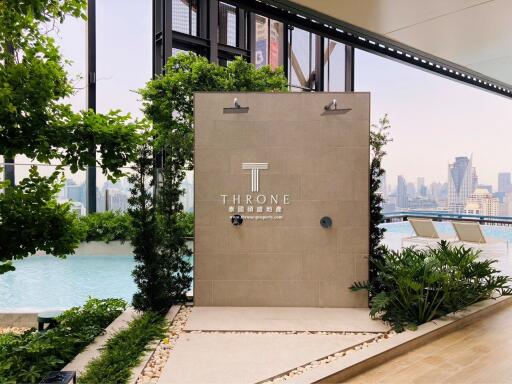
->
xmin=242 ymin=163 xmax=268 ymax=192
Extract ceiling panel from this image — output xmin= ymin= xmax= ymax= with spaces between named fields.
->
xmin=287 ymin=0 xmax=512 ymax=86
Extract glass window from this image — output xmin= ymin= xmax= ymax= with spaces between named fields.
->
xmin=255 ymin=16 xmax=284 ymax=70
xmin=255 ymin=15 xmax=268 ymax=68
xmin=172 ymin=0 xmax=198 ymax=36
xmin=288 ymin=27 xmax=315 ymax=91
xmin=324 ymin=39 xmax=345 ymax=91
xmin=54 ymin=15 xmax=86 ymax=112
xmin=96 ymin=0 xmax=151 ymax=212
xmin=218 ymin=2 xmax=236 ymax=47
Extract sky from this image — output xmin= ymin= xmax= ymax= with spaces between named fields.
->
xmin=355 ymin=49 xmax=512 ymax=190
xmin=10 ymin=0 xmax=512 ymax=191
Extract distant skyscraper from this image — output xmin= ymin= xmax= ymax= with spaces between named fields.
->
xmin=105 ymin=188 xmax=129 ymax=212
xmin=498 ymin=172 xmax=511 ymax=193
xmin=406 ymin=182 xmax=416 ymax=198
xmin=396 ymin=175 xmax=408 ymax=209
xmin=503 ymin=192 xmax=512 ymax=216
xmin=379 ymin=173 xmax=388 ymax=200
xmin=417 ymin=177 xmax=427 ymax=197
xmin=471 ymin=167 xmax=478 ymax=193
xmin=448 ymin=156 xmax=473 ymax=213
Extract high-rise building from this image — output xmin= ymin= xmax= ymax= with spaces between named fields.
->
xmin=477 ymin=184 xmax=493 ymax=193
xmin=448 ymin=156 xmax=473 ymax=213
xmin=396 ymin=175 xmax=408 ymax=209
xmin=464 ymin=188 xmax=500 ymax=216
xmin=60 ymin=179 xmax=87 ymax=208
xmin=406 ymin=182 xmax=416 ymax=199
xmin=417 ymin=177 xmax=427 ymax=197
xmin=471 ymin=167 xmax=478 ymax=193
xmin=105 ymin=188 xmax=129 ymax=212
xmin=498 ymin=172 xmax=511 ymax=193
xmin=379 ymin=173 xmax=388 ymax=200
xmin=503 ymin=192 xmax=512 ymax=216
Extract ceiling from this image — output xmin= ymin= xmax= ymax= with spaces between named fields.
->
xmin=286 ymin=0 xmax=512 ymax=87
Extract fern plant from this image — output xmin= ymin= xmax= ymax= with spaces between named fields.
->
xmin=352 ymin=241 xmax=512 ymax=331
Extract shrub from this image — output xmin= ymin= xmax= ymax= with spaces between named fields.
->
xmin=0 ymin=298 xmax=126 ymax=383
xmin=78 ymin=312 xmax=167 ymax=384
xmin=79 ymin=211 xmax=132 ymax=243
xmin=352 ymin=241 xmax=512 ymax=332
xmin=369 ymin=115 xmax=392 ymax=294
xmin=129 ymin=141 xmax=171 ymax=313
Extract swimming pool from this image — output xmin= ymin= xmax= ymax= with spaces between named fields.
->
xmin=382 ymin=221 xmax=512 ymax=242
xmin=381 ymin=221 xmax=512 ymax=276
xmin=0 ymin=255 xmax=136 ymax=311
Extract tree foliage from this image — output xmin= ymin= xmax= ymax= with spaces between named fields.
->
xmin=140 ymin=53 xmax=288 ymax=166
xmin=128 ymin=136 xmax=164 ymax=312
xmin=0 ymin=0 xmax=142 ymax=273
xmin=0 ymin=167 xmax=84 ymax=273
xmin=131 ymin=53 xmax=288 ymax=312
xmin=369 ymin=114 xmax=392 ymax=293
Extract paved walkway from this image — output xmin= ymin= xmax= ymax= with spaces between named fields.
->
xmin=158 ymin=307 xmax=389 ymax=384
xmin=185 ymin=307 xmax=389 ymax=333
xmin=346 ymin=303 xmax=512 ymax=384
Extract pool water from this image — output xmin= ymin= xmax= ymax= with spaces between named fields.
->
xmin=382 ymin=221 xmax=512 ymax=242
xmin=0 ymin=255 xmax=136 ymax=311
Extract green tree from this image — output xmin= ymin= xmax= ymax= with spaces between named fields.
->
xmin=369 ymin=114 xmax=392 ymax=294
xmin=128 ymin=136 xmax=169 ymax=312
xmin=0 ymin=167 xmax=84 ymax=274
xmin=0 ymin=0 xmax=141 ymax=273
xmin=132 ymin=52 xmax=288 ymax=312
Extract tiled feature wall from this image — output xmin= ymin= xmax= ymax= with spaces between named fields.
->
xmin=194 ymin=92 xmax=369 ymax=307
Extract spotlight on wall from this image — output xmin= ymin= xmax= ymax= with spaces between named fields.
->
xmin=231 ymin=214 xmax=243 ymax=226
xmin=322 ymin=99 xmax=351 ymax=115
xmin=324 ymin=99 xmax=337 ymax=111
xmin=320 ymin=216 xmax=332 ymax=228
xmin=223 ymin=98 xmax=249 ymax=114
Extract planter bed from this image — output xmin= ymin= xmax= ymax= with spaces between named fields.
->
xmin=0 ymin=298 xmax=126 ymax=383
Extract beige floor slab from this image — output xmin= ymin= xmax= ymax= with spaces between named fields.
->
xmin=185 ymin=307 xmax=389 ymax=333
xmin=159 ymin=333 xmax=378 ymax=384
xmin=344 ymin=299 xmax=512 ymax=384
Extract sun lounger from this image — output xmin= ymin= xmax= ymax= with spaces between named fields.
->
xmin=401 ymin=218 xmax=454 ymax=247
xmin=451 ymin=221 xmax=509 ymax=254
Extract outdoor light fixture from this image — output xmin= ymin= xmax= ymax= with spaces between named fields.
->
xmin=223 ymin=98 xmax=249 ymax=114
xmin=322 ymin=99 xmax=351 ymax=115
xmin=40 ymin=371 xmax=76 ymax=384
xmin=320 ymin=216 xmax=333 ymax=228
xmin=231 ymin=214 xmax=243 ymax=226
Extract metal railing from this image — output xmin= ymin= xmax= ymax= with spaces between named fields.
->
xmin=383 ymin=211 xmax=512 ymax=226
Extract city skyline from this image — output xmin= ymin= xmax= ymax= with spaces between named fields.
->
xmin=384 ymin=154 xmax=512 ymax=216
xmin=386 ymin=157 xmax=512 ymax=195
